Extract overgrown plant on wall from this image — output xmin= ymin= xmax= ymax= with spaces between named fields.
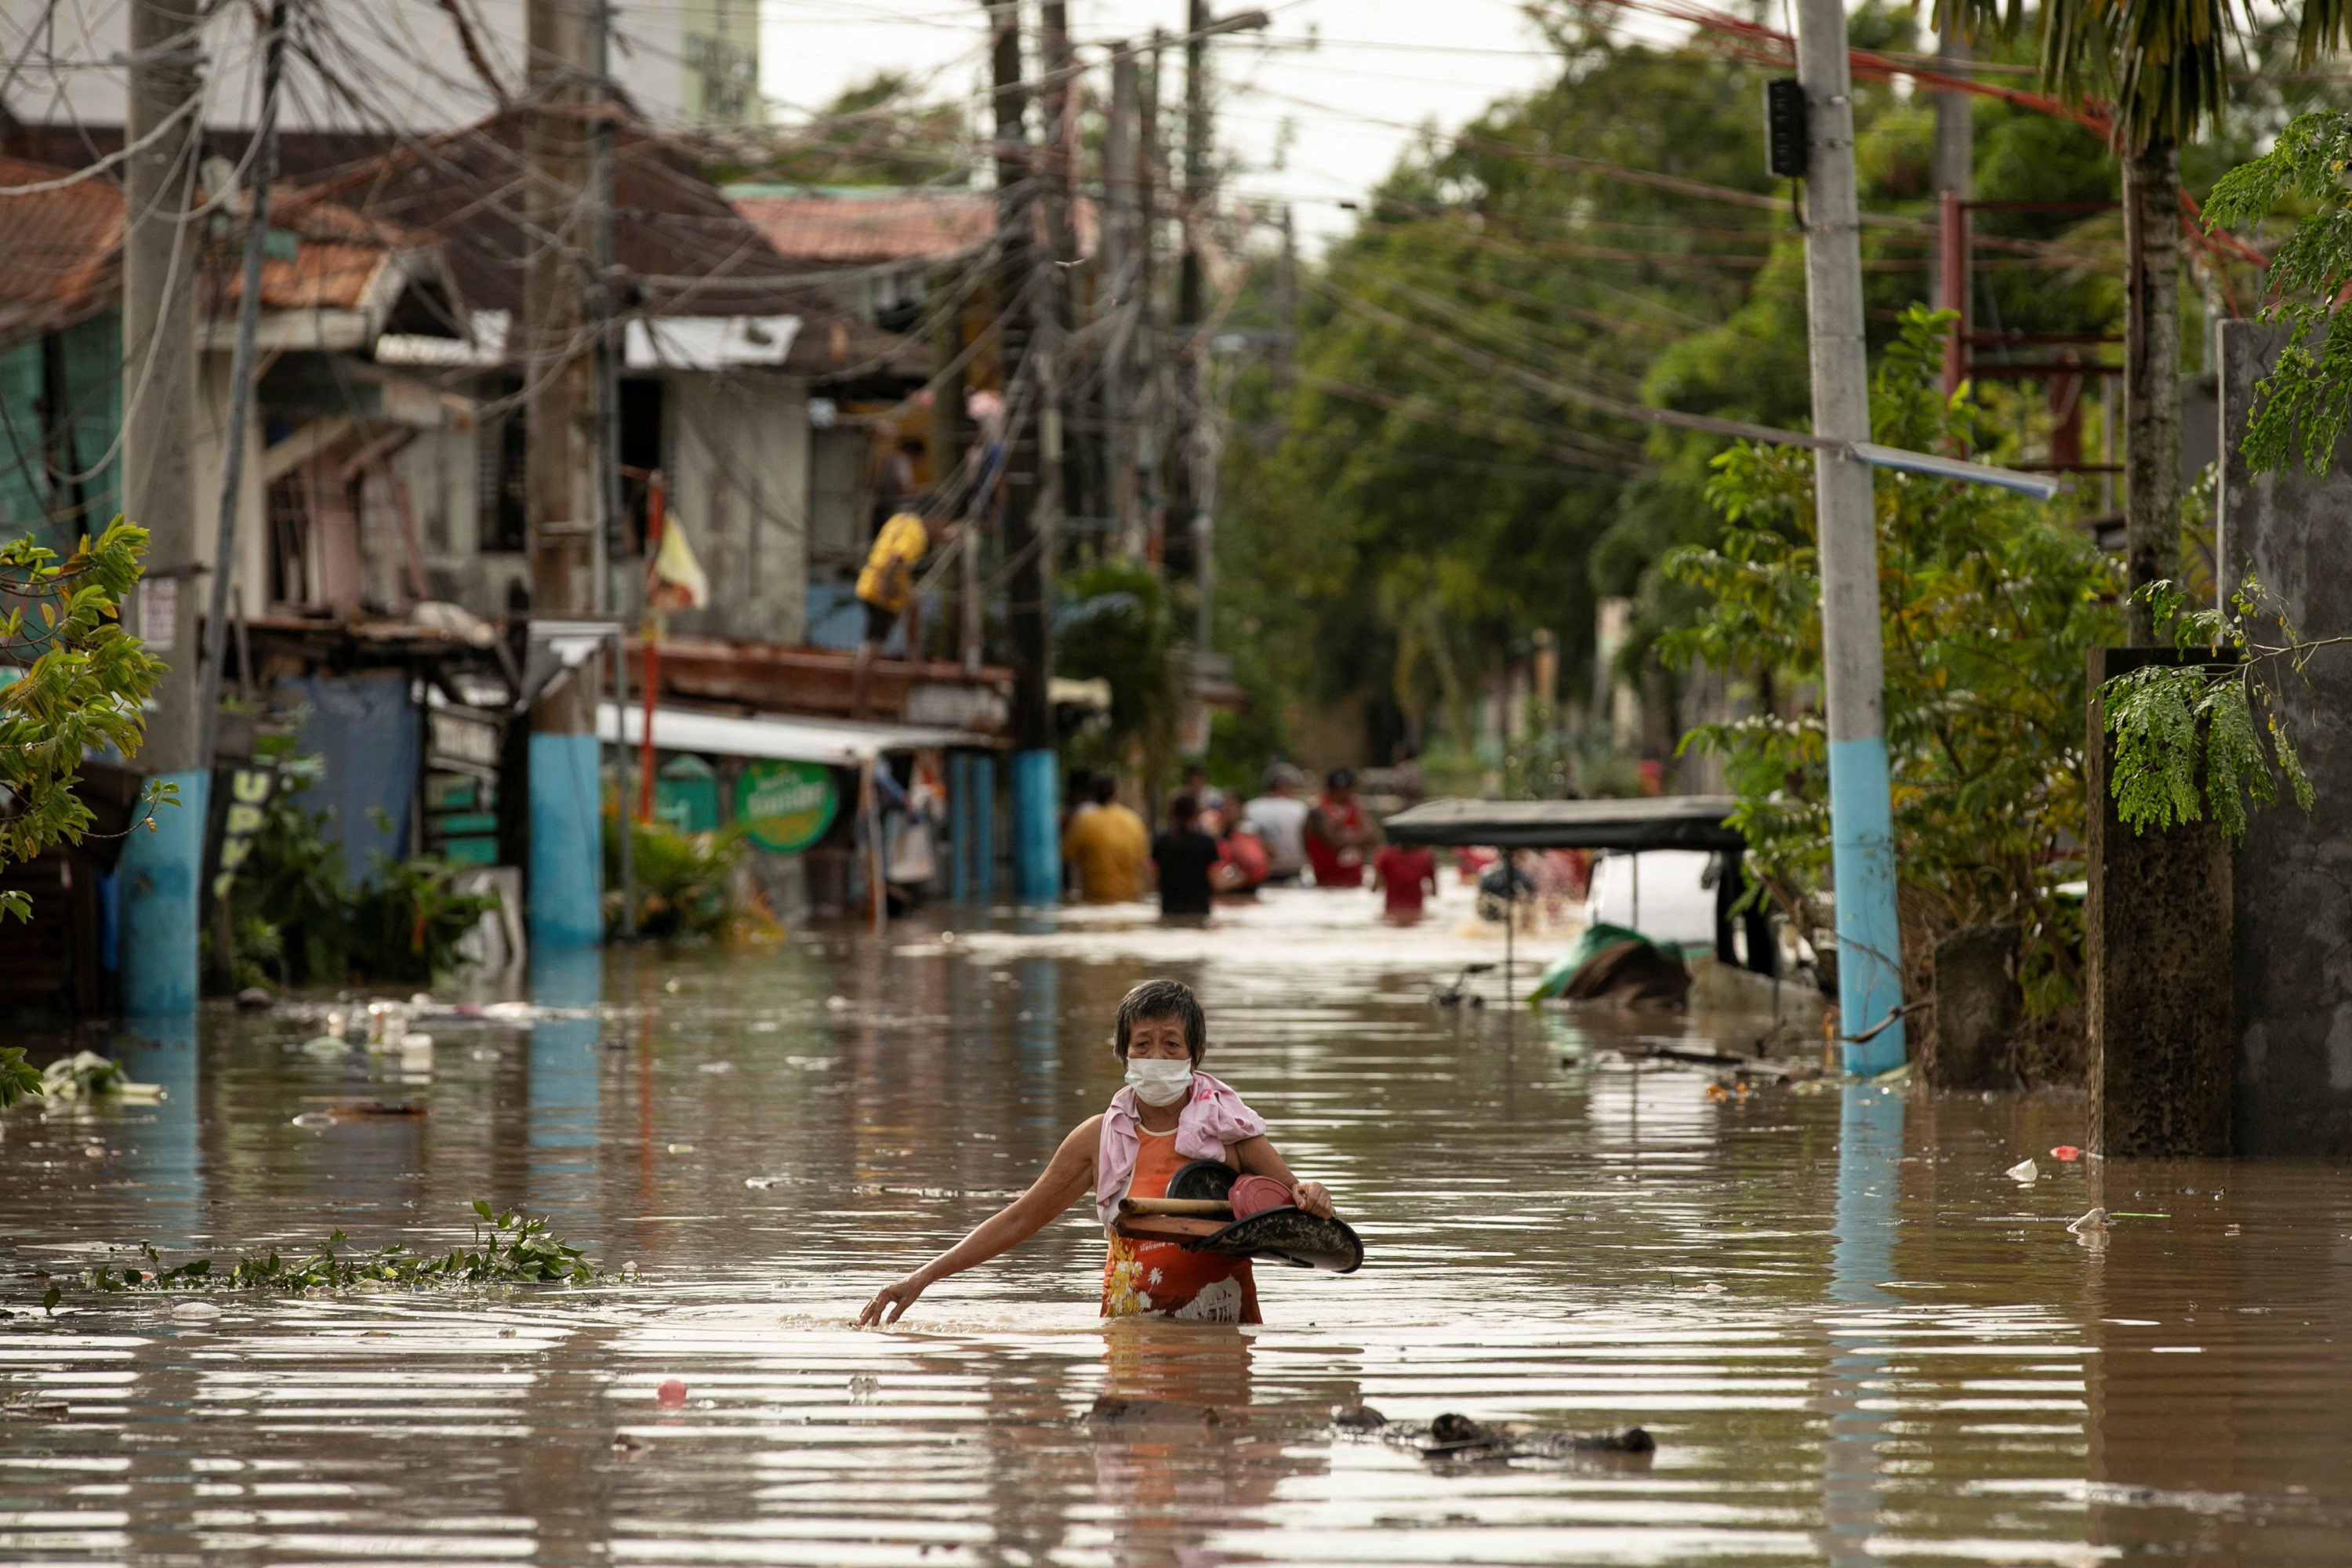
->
xmin=1662 ymin=308 xmax=2122 ymax=1013
xmin=220 ymin=753 xmax=499 ymax=990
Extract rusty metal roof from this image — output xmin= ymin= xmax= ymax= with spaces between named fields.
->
xmin=730 ymin=187 xmax=1099 ymax=268
xmin=0 ymin=155 xmax=443 ymax=343
xmin=0 ymin=157 xmax=127 ymax=339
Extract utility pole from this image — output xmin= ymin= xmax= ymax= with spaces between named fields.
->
xmin=118 ymin=0 xmax=206 ymax=1018
xmin=1795 ymin=0 xmax=1906 ymax=1073
xmin=524 ymin=0 xmax=605 ymax=949
xmin=987 ymin=0 xmax=1057 ymax=902
xmin=1138 ymin=30 xmax=1166 ymax=563
xmin=1038 ymin=0 xmax=1090 ymax=539
xmin=197 ymin=0 xmax=288 ymax=779
xmin=1104 ymin=42 xmax=1140 ymax=554
xmin=1274 ymin=202 xmax=1297 ymax=393
xmin=1171 ymin=0 xmax=1209 ymax=580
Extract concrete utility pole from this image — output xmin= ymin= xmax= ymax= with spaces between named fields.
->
xmin=1104 ymin=43 xmax=1140 ymax=554
xmin=986 ymin=0 xmax=1058 ymax=902
xmin=524 ymin=0 xmax=604 ymax=948
xmin=1037 ymin=0 xmax=1087 ymax=532
xmin=197 ymin=0 xmax=288 ymax=777
xmin=118 ymin=0 xmax=206 ymax=1018
xmin=1171 ymin=0 xmax=1209 ymax=579
xmin=1795 ymin=0 xmax=1907 ymax=1073
xmin=1138 ymin=31 xmax=1166 ymax=561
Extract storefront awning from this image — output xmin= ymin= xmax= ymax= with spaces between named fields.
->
xmin=1382 ymin=795 xmax=1745 ymax=852
xmin=595 ymin=701 xmax=991 ymax=765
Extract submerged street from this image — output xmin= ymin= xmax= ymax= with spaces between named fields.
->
xmin=5 ymin=887 xmax=2349 ymax=1565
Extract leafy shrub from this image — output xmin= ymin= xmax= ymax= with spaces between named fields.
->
xmin=220 ymin=757 xmax=499 ymax=989
xmin=602 ymin=811 xmax=746 ymax=939
xmin=1661 ymin=306 xmax=2122 ymax=1013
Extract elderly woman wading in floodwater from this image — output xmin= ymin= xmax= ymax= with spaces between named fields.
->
xmin=858 ymin=978 xmax=1336 ymax=1326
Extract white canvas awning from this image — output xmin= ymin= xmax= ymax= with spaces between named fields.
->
xmin=596 ymin=701 xmax=990 ymax=765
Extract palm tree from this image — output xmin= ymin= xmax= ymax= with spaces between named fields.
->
xmin=1938 ymin=0 xmax=2350 ymax=641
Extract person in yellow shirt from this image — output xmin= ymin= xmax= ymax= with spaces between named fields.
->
xmin=1062 ymin=774 xmax=1150 ymax=903
xmin=851 ymin=510 xmax=948 ymax=719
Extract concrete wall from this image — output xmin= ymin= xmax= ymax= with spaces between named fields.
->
xmin=398 ymin=423 xmax=528 ymax=618
xmin=662 ymin=370 xmax=809 ymax=645
xmin=2220 ymin=319 xmax=2352 ymax=1156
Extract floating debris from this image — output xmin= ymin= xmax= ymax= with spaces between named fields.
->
xmin=2007 ymin=1159 xmax=2040 ymax=1183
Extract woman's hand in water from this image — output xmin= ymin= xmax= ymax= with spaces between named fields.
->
xmin=1292 ymin=1181 xmax=1334 ymax=1218
xmin=858 ymin=1272 xmax=929 ymax=1327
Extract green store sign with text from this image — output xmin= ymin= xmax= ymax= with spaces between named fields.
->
xmin=734 ymin=760 xmax=837 ymax=854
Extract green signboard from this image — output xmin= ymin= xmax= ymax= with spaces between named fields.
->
xmin=734 ymin=760 xmax=837 ymax=853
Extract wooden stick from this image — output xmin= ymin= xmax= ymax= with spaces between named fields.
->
xmin=1111 ymin=1214 xmax=1225 ymax=1244
xmin=1119 ymin=1196 xmax=1234 ymax=1218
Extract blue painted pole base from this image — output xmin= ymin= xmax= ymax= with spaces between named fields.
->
xmin=119 ymin=768 xmax=208 ymax=1020
xmin=1826 ymin=735 xmax=1907 ymax=1074
xmin=1010 ymin=748 xmax=1059 ymax=906
xmin=528 ymin=731 xmax=604 ymax=950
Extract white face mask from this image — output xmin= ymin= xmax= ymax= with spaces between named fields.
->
xmin=1123 ymin=1055 xmax=1196 ymax=1107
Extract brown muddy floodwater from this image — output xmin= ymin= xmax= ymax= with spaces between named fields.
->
xmin=5 ymin=882 xmax=2352 ymax=1566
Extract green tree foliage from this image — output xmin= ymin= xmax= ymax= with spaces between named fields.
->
xmin=1 ymin=518 xmax=171 ymax=1108
xmin=1057 ymin=559 xmax=1186 ymax=788
xmin=2100 ymin=579 xmax=2317 ymax=837
xmin=1661 ymin=309 xmax=2121 ymax=1007
xmin=746 ymin=71 xmax=970 ymax=187
xmin=1217 ymin=19 xmax=2119 ymax=769
xmin=2201 ymin=111 xmax=2352 ymax=472
xmin=0 ymin=521 xmax=172 ymax=916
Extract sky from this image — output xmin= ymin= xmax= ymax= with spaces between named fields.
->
xmin=755 ymin=0 xmax=1623 ymax=249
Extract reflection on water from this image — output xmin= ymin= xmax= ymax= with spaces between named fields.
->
xmin=6 ymin=884 xmax=2352 ymax=1563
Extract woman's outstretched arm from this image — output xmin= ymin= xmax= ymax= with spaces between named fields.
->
xmin=858 ymin=1115 xmax=1102 ymax=1326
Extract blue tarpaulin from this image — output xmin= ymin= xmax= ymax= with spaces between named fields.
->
xmin=279 ymin=673 xmax=419 ymax=884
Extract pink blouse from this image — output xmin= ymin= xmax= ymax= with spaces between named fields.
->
xmin=1094 ymin=1071 xmax=1266 ymax=1226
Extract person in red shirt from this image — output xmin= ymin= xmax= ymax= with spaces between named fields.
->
xmin=1305 ymin=768 xmax=1375 ymax=888
xmin=1372 ymin=840 xmax=1438 ymax=922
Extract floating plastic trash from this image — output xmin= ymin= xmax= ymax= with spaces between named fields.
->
xmin=2049 ymin=1145 xmax=2083 ymax=1162
xmin=656 ymin=1378 xmax=688 ymax=1407
xmin=301 ymin=1037 xmax=349 ymax=1058
xmin=2006 ymin=1159 xmax=2038 ymax=1183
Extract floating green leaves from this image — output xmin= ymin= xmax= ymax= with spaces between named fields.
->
xmin=45 ymin=1202 xmax=599 ymax=1311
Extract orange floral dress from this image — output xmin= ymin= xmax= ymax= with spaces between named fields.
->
xmin=1100 ymin=1126 xmax=1260 ymax=1323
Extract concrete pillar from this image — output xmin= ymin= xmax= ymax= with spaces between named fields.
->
xmin=1926 ymin=924 xmax=2018 ymax=1090
xmin=2085 ymin=645 xmax=2234 ymax=1156
xmin=2220 ymin=319 xmax=2352 ymax=1154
